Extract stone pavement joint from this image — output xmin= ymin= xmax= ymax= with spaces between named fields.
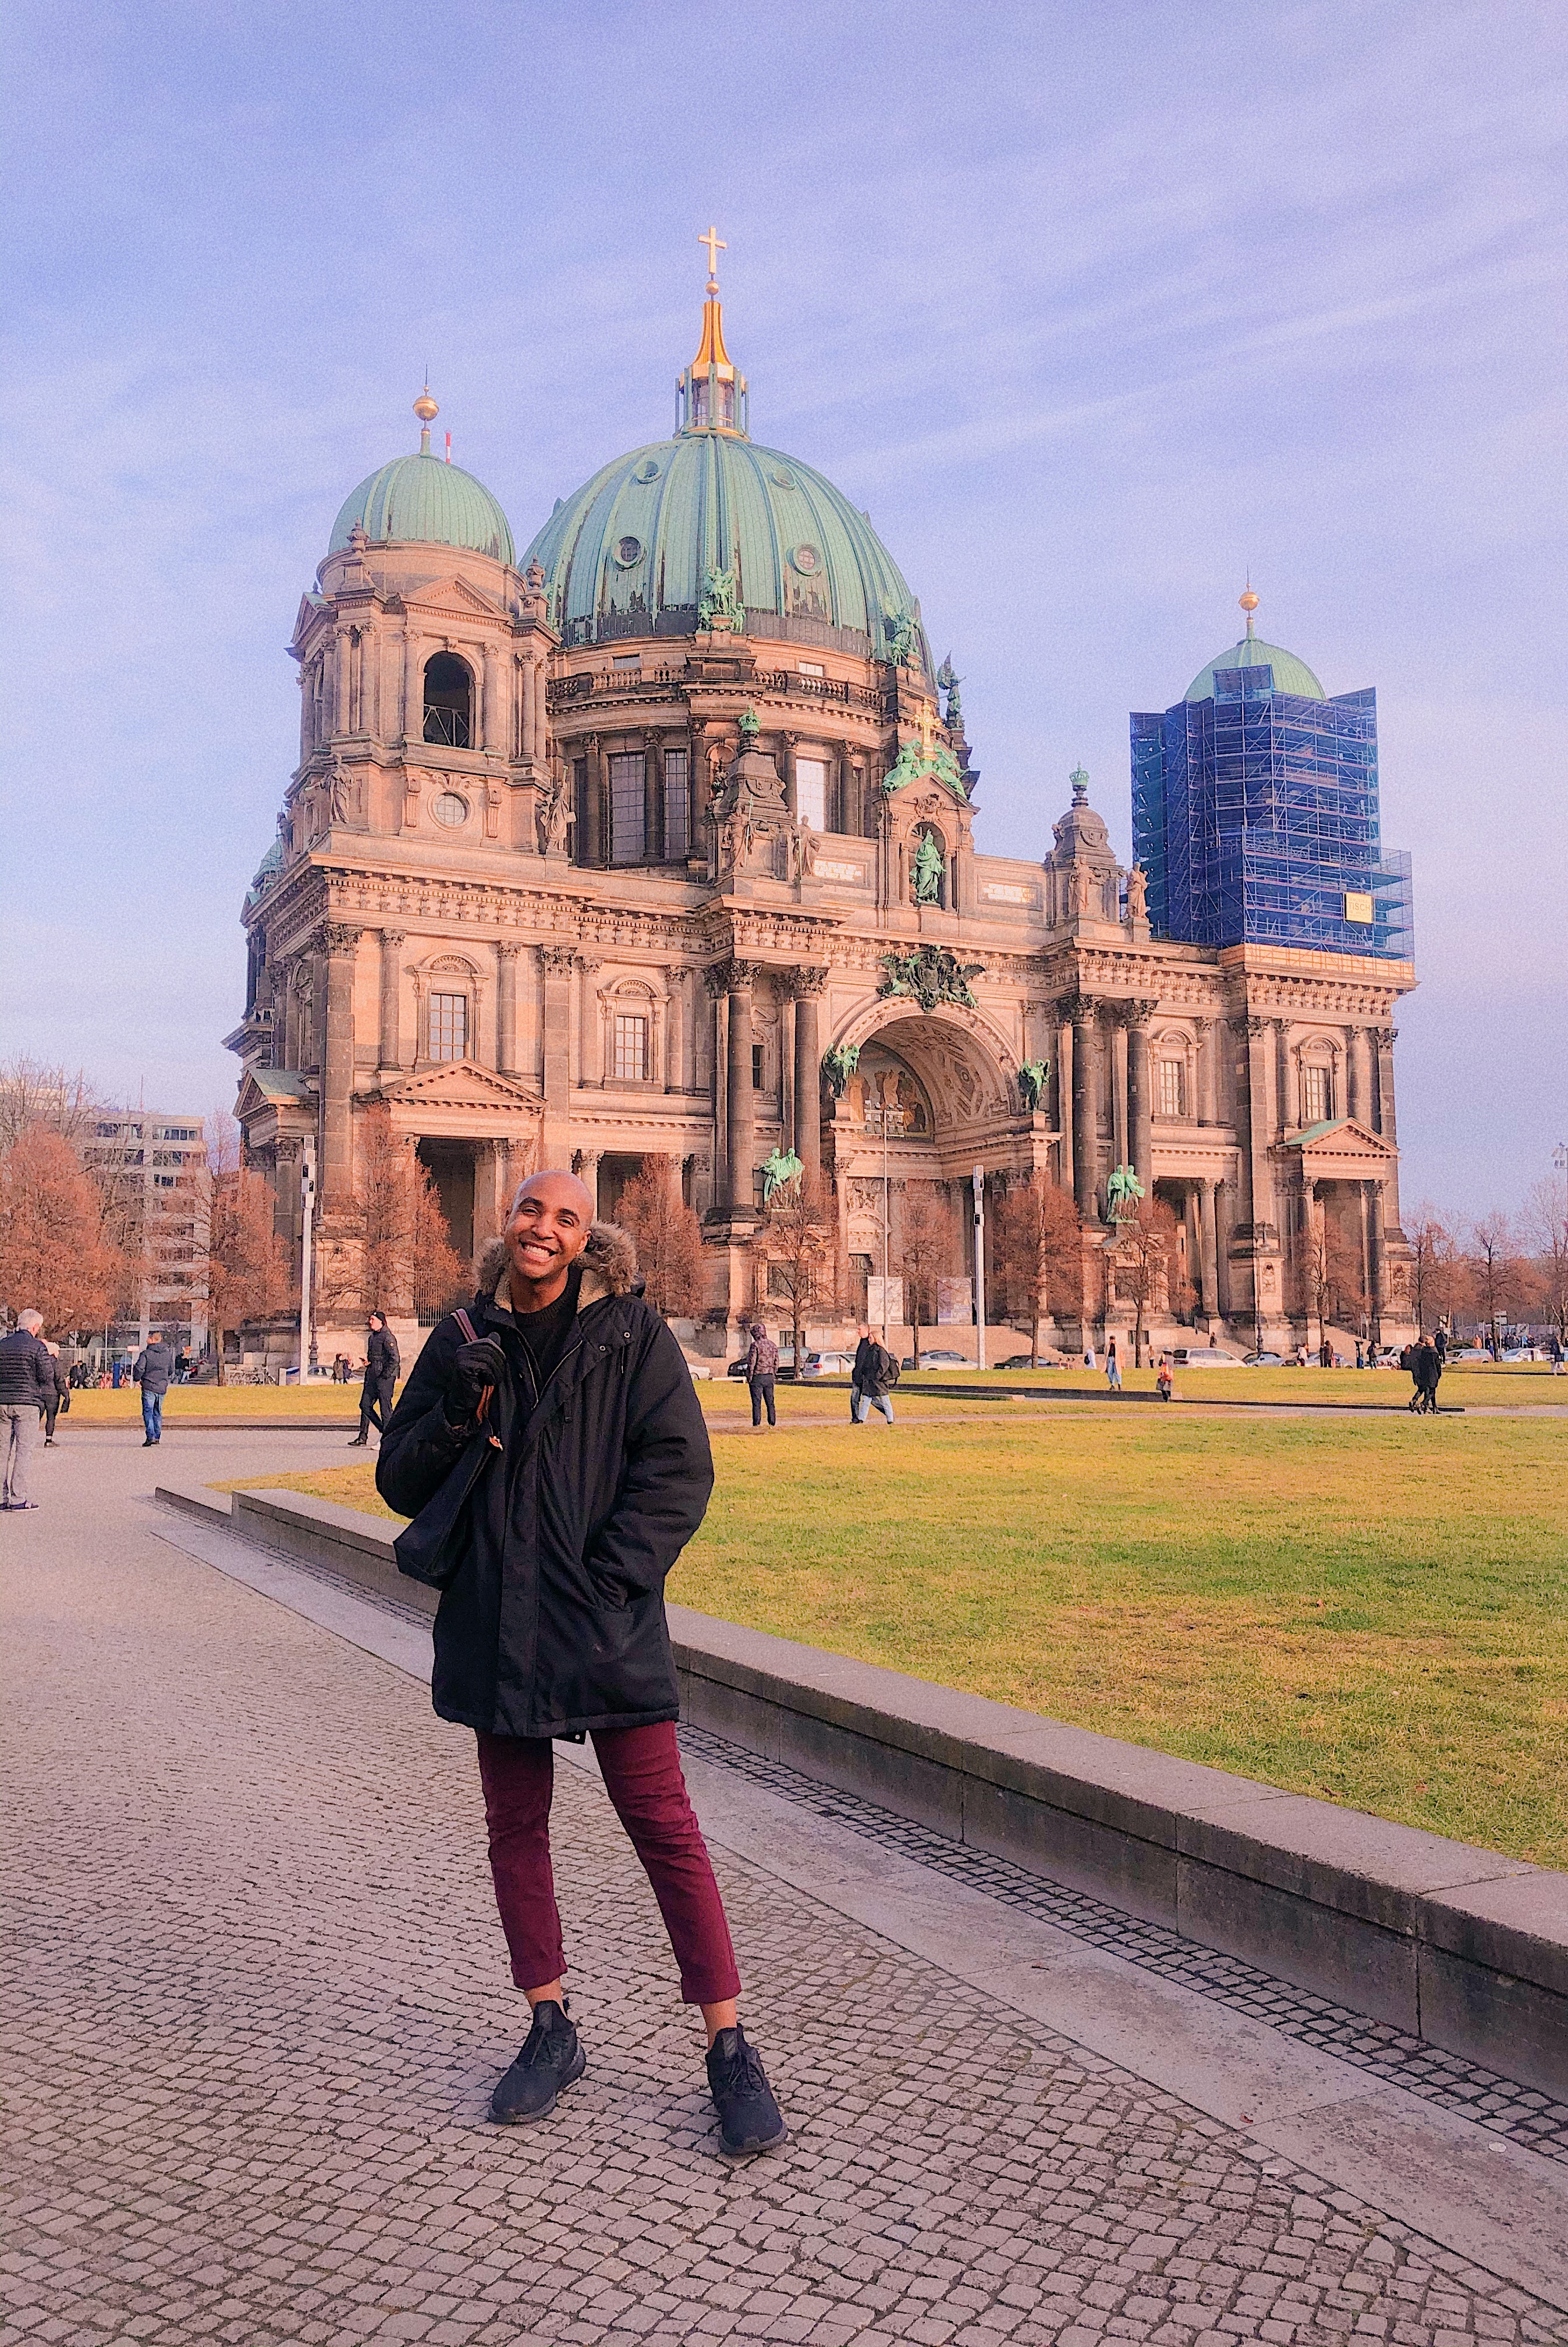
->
xmin=2 ymin=1431 xmax=1567 ymax=2345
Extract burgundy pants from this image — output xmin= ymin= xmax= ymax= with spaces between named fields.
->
xmin=476 ymin=1722 xmax=741 ymax=2006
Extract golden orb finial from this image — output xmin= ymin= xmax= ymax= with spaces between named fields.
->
xmin=1239 ymin=581 xmax=1260 ymax=638
xmin=413 ymin=385 xmax=439 ymax=424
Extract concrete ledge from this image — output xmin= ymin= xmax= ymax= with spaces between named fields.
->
xmin=159 ymin=1481 xmax=1566 ymax=2097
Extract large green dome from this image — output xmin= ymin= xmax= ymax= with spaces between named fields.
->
xmin=523 ymin=430 xmax=924 ymax=661
xmin=1186 ymin=633 xmax=1325 ymax=702
xmin=330 ymin=449 xmax=515 ymax=565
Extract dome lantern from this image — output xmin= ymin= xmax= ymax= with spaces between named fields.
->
xmin=677 ymin=226 xmax=748 ymax=438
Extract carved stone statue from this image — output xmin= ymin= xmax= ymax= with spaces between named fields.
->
xmin=1017 ymin=1059 xmax=1049 ymax=1112
xmin=1126 ymin=864 xmax=1148 ymax=921
xmin=912 ymin=832 xmax=945 ymax=904
xmin=698 ymin=563 xmax=743 ymax=632
xmin=538 ymin=775 xmax=570 ymax=855
xmin=884 ymin=607 xmax=920 ymax=668
xmin=821 ymin=1042 xmax=860 ymax=1098
xmin=878 ymin=944 xmax=984 ymax=1012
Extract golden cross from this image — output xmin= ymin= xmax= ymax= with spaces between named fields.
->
xmin=699 ymin=224 xmax=726 ymax=279
xmin=916 ymin=701 xmax=936 ymax=758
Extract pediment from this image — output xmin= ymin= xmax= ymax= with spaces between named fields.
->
xmin=374 ymin=1061 xmax=542 ymax=1121
xmin=236 ymin=1066 xmax=315 ymax=1130
xmin=290 ymin=593 xmax=331 ymax=652
xmin=1283 ymin=1116 xmax=1396 ymax=1168
xmin=399 ymin=573 xmax=506 ymax=622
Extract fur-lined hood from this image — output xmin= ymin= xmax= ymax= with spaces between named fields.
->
xmin=475 ymin=1219 xmax=640 ymax=1314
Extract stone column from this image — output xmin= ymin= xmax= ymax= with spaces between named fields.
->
xmin=320 ymin=923 xmax=361 ymax=1211
xmin=1347 ymin=1026 xmax=1374 ymax=1126
xmin=1126 ymin=1001 xmax=1156 ymax=1194
xmin=377 ymin=931 xmax=404 ymax=1070
xmin=583 ymin=738 xmax=605 ymax=866
xmin=540 ymin=946 xmax=574 ymax=1168
xmin=576 ymin=1149 xmax=601 ymax=1217
xmin=1372 ymin=1025 xmax=1402 ymax=1226
xmin=1365 ymin=1179 xmax=1386 ymax=1341
xmin=1193 ymin=1017 xmax=1216 ymax=1125
xmin=579 ymin=956 xmax=603 ymax=1086
xmin=1215 ymin=1180 xmax=1234 ymax=1320
xmin=1273 ymin=1019 xmax=1293 ymax=1136
xmin=334 ymin=626 xmax=352 ymax=739
xmin=1054 ymin=1009 xmax=1074 ymax=1195
xmin=496 ymin=943 xmax=520 ymax=1076
xmin=1198 ymin=1177 xmax=1219 ymax=1323
xmin=1240 ymin=1016 xmax=1275 ymax=1239
xmin=402 ymin=629 xmax=420 ymax=743
xmin=725 ymin=960 xmax=758 ymax=1215
xmin=792 ymin=970 xmax=826 ymax=1185
xmin=1110 ymin=1016 xmax=1129 ymax=1172
xmin=1065 ymin=994 xmax=1098 ymax=1220
xmin=531 ymin=650 xmax=548 ymax=765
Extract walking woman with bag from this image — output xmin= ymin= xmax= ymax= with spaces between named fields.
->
xmin=377 ymin=1170 xmax=787 ymax=2160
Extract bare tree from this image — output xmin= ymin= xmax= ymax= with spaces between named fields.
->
xmin=1406 ymin=1202 xmax=1456 ymax=1336
xmin=615 ymin=1155 xmax=703 ymax=1320
xmin=0 ymin=1055 xmax=107 ymax=1153
xmin=1524 ymin=1176 xmax=1568 ymax=1346
xmin=1467 ymin=1211 xmax=1522 ymax=1353
xmin=991 ymin=1176 xmax=1081 ymax=1364
xmin=0 ymin=1126 xmax=129 ymax=1336
xmin=313 ymin=1104 xmax=465 ymax=1330
xmin=899 ymin=1180 xmax=958 ymax=1369
xmin=193 ymin=1116 xmax=290 ymax=1381
xmin=753 ymin=1168 xmax=841 ymax=1373
xmin=1112 ymin=1199 xmax=1189 ymax=1368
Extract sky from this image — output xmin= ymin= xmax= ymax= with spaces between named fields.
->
xmin=2 ymin=0 xmax=1565 ymax=1215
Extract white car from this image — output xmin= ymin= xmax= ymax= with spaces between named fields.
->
xmin=1170 ymin=1348 xmax=1241 ymax=1367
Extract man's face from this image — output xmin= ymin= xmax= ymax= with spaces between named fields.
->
xmin=368 ymin=1316 xmax=382 ymax=1333
xmin=505 ymin=1172 xmax=594 ymax=1293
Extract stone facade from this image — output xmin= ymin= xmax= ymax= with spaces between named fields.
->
xmin=228 ymin=304 xmax=1416 ymax=1363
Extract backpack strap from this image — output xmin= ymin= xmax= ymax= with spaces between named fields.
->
xmin=450 ymin=1306 xmax=499 ymax=1435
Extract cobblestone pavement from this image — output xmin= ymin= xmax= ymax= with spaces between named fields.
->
xmin=3 ymin=1436 xmax=1567 ymax=2346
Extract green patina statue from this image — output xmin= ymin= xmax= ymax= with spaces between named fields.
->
xmin=760 ymin=1146 xmax=804 ymax=1203
xmin=821 ymin=1042 xmax=860 ymax=1098
xmin=737 ymin=704 xmax=761 ymax=740
xmin=911 ymin=832 xmax=945 ymax=904
xmin=884 ymin=607 xmax=920 ymax=668
xmin=936 ymin=653 xmax=964 ymax=733
xmin=881 ymin=738 xmax=967 ymax=802
xmin=1017 ymin=1059 xmax=1049 ymax=1111
xmin=877 ymin=944 xmax=985 ymax=1013
xmin=1106 ymin=1163 xmax=1145 ymax=1221
xmin=699 ymin=563 xmax=743 ymax=633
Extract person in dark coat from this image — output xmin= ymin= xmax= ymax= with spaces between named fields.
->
xmin=132 ymin=1332 xmax=175 ymax=1446
xmin=850 ymin=1323 xmax=896 ymax=1425
xmin=377 ymin=1169 xmax=786 ymax=2160
xmin=1 ymin=1311 xmax=52 ymax=1508
xmin=743 ymin=1320 xmax=778 ymax=1429
xmin=1409 ymin=1337 xmax=1442 ymax=1414
xmin=42 ymin=1345 xmax=70 ymax=1444
xmin=350 ymin=1313 xmax=400 ymax=1445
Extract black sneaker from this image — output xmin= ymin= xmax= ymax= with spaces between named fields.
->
xmin=488 ymin=1999 xmax=584 ymax=2125
xmin=705 ymin=2024 xmax=787 ymax=2158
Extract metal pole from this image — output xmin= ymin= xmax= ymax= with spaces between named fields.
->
xmin=881 ymin=1111 xmax=891 ymax=1345
xmin=973 ymin=1163 xmax=987 ymax=1370
xmin=298 ymin=1142 xmax=316 ymax=1384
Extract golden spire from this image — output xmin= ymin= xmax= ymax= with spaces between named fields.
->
xmin=679 ymin=229 xmax=747 ymax=435
xmin=414 ymin=382 xmax=438 ymax=453
xmin=1239 ymin=580 xmax=1260 ymax=639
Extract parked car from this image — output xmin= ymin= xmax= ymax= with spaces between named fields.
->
xmin=1170 ymin=1348 xmax=1240 ymax=1367
xmin=899 ymin=1348 xmax=970 ymax=1369
xmin=996 ymin=1353 xmax=1063 ymax=1370
xmin=804 ymin=1351 xmax=855 ymax=1378
xmin=1243 ymin=1350 xmax=1284 ymax=1367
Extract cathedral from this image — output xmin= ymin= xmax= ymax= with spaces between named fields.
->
xmin=226 ymin=241 xmax=1418 ymax=1361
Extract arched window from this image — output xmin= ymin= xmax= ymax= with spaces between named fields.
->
xmin=423 ymin=652 xmax=473 ymax=749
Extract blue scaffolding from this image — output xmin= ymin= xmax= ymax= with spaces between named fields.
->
xmin=1132 ymin=665 xmax=1413 ymax=962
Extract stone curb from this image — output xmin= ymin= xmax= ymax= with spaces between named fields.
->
xmin=156 ymin=1479 xmax=1567 ymax=2098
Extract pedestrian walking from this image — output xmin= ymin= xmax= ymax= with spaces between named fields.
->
xmin=1409 ymin=1335 xmax=1442 ymax=1415
xmin=377 ymin=1170 xmax=786 ymax=2160
xmin=1155 ymin=1350 xmax=1173 ymax=1402
xmin=42 ymin=1343 xmax=70 ymax=1445
xmin=133 ymin=1330 xmax=175 ymax=1446
xmin=1 ymin=1310 xmax=52 ymax=1509
xmin=350 ymin=1313 xmax=400 ymax=1445
xmin=850 ymin=1322 xmax=897 ymax=1425
xmin=743 ymin=1320 xmax=778 ymax=1429
xmin=1105 ymin=1337 xmax=1122 ymax=1392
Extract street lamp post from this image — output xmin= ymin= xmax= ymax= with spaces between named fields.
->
xmin=298 ymin=1141 xmax=317 ymax=1384
xmin=973 ymin=1164 xmax=987 ymax=1370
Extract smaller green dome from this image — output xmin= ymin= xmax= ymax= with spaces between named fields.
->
xmin=1186 ymin=634 xmax=1325 ymax=703
xmin=330 ymin=449 xmax=515 ymax=565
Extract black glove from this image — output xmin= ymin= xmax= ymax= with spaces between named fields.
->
xmin=445 ymin=1336 xmax=507 ymax=1425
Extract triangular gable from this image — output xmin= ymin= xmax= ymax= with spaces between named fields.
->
xmin=290 ymin=593 xmax=331 ymax=651
xmin=375 ymin=1061 xmax=542 ymax=1112
xmin=399 ymin=573 xmax=506 ymax=622
xmin=236 ymin=1066 xmax=315 ymax=1125
xmin=1283 ymin=1115 xmax=1396 ymax=1163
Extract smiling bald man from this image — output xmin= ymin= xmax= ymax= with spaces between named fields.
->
xmin=377 ymin=1170 xmax=787 ymax=2158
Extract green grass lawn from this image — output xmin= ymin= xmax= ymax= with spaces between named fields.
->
xmin=239 ymin=1403 xmax=1568 ymax=1869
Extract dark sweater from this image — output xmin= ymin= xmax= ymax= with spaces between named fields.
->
xmin=0 ymin=1330 xmax=54 ymax=1407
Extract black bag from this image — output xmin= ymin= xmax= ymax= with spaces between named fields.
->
xmin=392 ymin=1310 xmax=503 ymax=1591
xmin=877 ymin=1343 xmax=900 ymax=1388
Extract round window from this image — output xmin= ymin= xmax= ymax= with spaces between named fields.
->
xmin=790 ymin=543 xmax=822 ymax=576
xmin=431 ymin=792 xmax=469 ymax=828
xmin=770 ymin=466 xmax=797 ymax=491
xmin=634 ymin=458 xmax=661 ymax=483
xmin=614 ymin=534 xmax=643 ymax=568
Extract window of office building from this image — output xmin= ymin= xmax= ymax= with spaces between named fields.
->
xmin=663 ymin=747 xmax=690 ymax=859
xmin=430 ymin=992 xmax=467 ymax=1062
xmin=613 ymin=1015 xmax=649 ymax=1081
xmin=1158 ymin=1059 xmax=1186 ymax=1118
xmin=609 ymin=753 xmax=646 ymax=863
xmin=794 ymin=754 xmax=828 ymax=831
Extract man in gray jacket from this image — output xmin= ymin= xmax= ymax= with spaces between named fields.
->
xmin=1 ymin=1310 xmax=52 ymax=1508
xmin=133 ymin=1331 xmax=176 ymax=1447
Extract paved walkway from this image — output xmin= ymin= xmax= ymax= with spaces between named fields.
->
xmin=3 ymin=1427 xmax=1567 ymax=2347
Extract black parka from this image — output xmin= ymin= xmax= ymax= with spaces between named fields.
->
xmin=376 ymin=1224 xmax=714 ymax=1739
